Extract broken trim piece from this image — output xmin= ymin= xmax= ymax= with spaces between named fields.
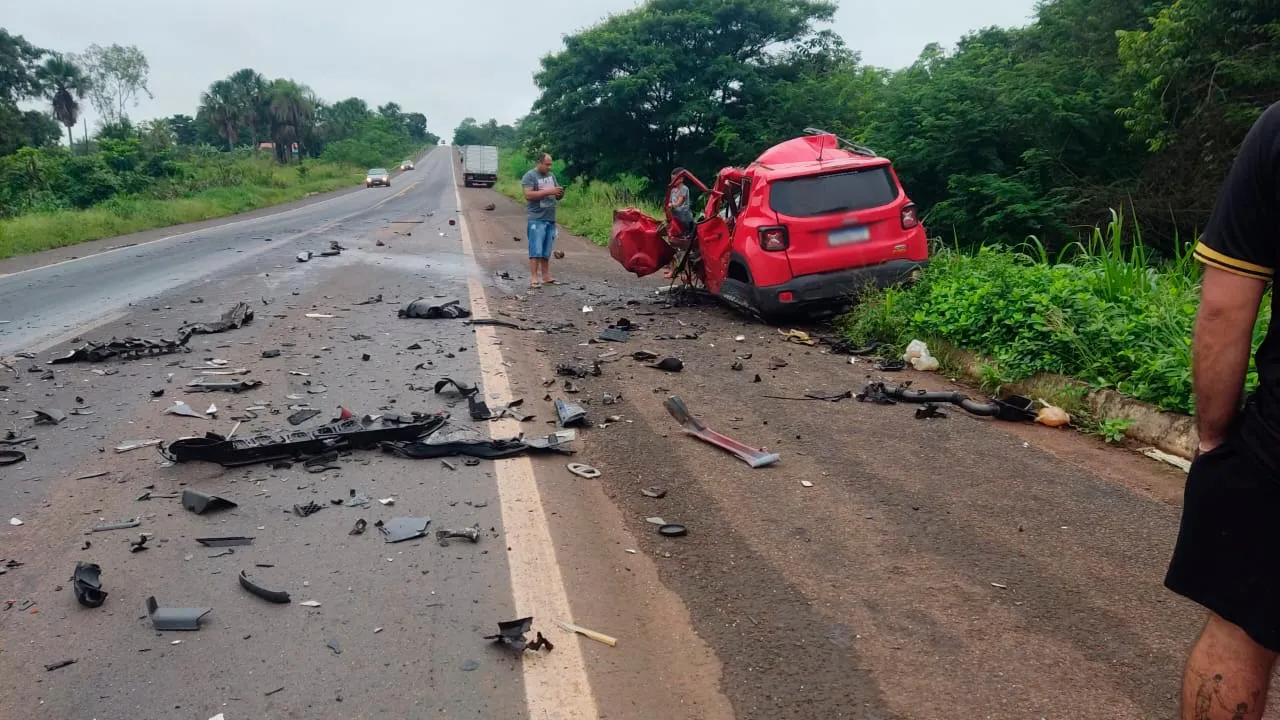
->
xmin=665 ymin=396 xmax=779 ymax=468
xmin=145 ymin=596 xmax=211 ymax=631
xmin=72 ymin=562 xmax=107 ymax=608
xmin=238 ymin=570 xmax=291 ymax=604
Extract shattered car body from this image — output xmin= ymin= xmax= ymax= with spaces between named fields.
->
xmin=610 ymin=130 xmax=929 ymax=319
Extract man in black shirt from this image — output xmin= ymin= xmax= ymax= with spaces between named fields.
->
xmin=1166 ymin=102 xmax=1280 ymax=720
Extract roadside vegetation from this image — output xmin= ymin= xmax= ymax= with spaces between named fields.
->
xmin=469 ymin=0 xmax=1278 ymax=418
xmin=0 ymin=30 xmax=438 ymax=258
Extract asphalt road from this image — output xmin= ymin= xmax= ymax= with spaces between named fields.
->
xmin=0 ymin=145 xmax=1240 ymax=720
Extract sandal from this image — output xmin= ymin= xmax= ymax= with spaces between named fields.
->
xmin=529 ymin=282 xmax=542 ymax=289
xmin=543 ymin=279 xmax=559 ymax=285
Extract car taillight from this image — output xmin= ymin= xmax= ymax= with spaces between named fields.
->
xmin=759 ymin=226 xmax=789 ymax=252
xmin=901 ymin=203 xmax=919 ymax=230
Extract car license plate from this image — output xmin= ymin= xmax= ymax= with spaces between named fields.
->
xmin=828 ymin=226 xmax=869 ymax=246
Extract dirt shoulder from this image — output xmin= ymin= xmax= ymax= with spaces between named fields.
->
xmin=462 ymin=186 xmax=1198 ymax=719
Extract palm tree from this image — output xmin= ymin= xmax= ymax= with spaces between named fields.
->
xmin=227 ymin=68 xmax=268 ymax=148
xmin=267 ymin=79 xmax=315 ymax=163
xmin=199 ymin=79 xmax=241 ymax=151
xmin=38 ymin=54 xmax=90 ymax=151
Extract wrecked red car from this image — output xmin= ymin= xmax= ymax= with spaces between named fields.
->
xmin=610 ymin=129 xmax=928 ymax=318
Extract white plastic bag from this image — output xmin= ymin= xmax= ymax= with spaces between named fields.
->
xmin=903 ymin=340 xmax=938 ymax=371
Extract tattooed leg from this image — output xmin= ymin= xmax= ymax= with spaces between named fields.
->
xmin=1182 ymin=614 xmax=1276 ymax=720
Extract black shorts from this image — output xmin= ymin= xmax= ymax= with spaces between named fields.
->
xmin=1166 ymin=436 xmax=1280 ymax=651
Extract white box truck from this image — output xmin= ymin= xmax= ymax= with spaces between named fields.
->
xmin=462 ymin=145 xmax=499 ymax=188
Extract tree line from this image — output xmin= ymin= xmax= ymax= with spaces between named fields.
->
xmin=520 ymin=0 xmax=1279 ymax=251
xmin=0 ymin=28 xmax=437 ymax=218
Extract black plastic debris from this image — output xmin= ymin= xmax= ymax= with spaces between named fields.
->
xmin=399 ymin=299 xmax=471 ymax=319
xmin=44 ymin=659 xmax=76 ymax=672
xmin=437 ymin=524 xmax=481 ymax=546
xmin=915 ymin=403 xmax=948 ymax=420
xmin=182 ymin=490 xmax=238 ymax=515
xmin=485 ymin=617 xmax=554 ymax=653
xmin=860 ymin=382 xmax=1005 ymax=418
xmin=51 ymin=336 xmax=190 ymax=364
xmin=0 ymin=450 xmax=25 ymax=466
xmin=287 ymin=408 xmax=321 ymax=426
xmin=261 ymin=349 xmax=281 ymax=359
xmin=490 ymin=399 xmax=533 ymax=422
xmin=855 ymin=382 xmax=896 ymax=405
xmin=162 ymin=413 xmax=447 ymax=468
xmin=434 ymin=378 xmax=479 ymax=398
xmin=555 ymin=399 xmax=587 ymax=427
xmin=293 ymin=502 xmax=325 ymax=518
xmin=130 ymin=535 xmax=150 ymax=553
xmin=186 ymin=379 xmax=263 ymax=393
xmin=631 ymin=351 xmax=659 ymax=362
xmin=874 ymin=359 xmax=906 ymax=372
xmin=34 ymin=408 xmax=66 ymax=425
xmin=327 ymin=639 xmax=342 ymax=654
xmin=91 ymin=517 xmax=141 ymax=532
xmin=238 ymin=570 xmax=291 ymax=604
xmin=468 ymin=395 xmax=492 ymax=421
xmin=355 ymin=294 xmax=383 ymax=306
xmin=382 ymin=438 xmax=551 ymax=461
xmin=72 ymin=562 xmax=107 ymax=608
xmin=150 ymin=389 xmax=166 ymax=398
xmin=165 ymin=401 xmax=204 ymax=418
xmin=145 ymin=596 xmax=211 ymax=631
xmin=349 ymin=518 xmax=368 ymax=535
xmin=599 ymin=327 xmax=629 ymax=343
xmin=562 ymin=380 xmax=581 ymax=394
xmin=994 ymin=395 xmax=1037 ymax=422
xmin=658 ymin=524 xmax=688 ymax=537
xmin=376 ymin=516 xmax=430 ymax=543
xmin=666 ymin=396 xmax=780 ymax=468
xmin=352 ymin=334 xmax=372 ymax=341
xmin=196 ymin=537 xmax=254 ymax=547
xmin=466 ymin=318 xmax=524 ymax=330
xmin=650 ymin=358 xmax=684 ymax=373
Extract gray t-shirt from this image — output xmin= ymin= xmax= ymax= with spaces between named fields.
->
xmin=521 ymin=169 xmax=558 ymax=222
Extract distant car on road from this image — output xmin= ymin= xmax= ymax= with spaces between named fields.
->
xmin=400 ymin=159 xmax=414 ymax=171
xmin=365 ymin=168 xmax=391 ymax=188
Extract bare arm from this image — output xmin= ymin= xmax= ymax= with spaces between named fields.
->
xmin=1194 ymin=265 xmax=1267 ymax=449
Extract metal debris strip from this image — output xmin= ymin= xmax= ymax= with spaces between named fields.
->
xmin=91 ymin=517 xmax=141 ymax=532
xmin=181 ymin=490 xmax=238 ymax=515
xmin=238 ymin=570 xmax=291 ymax=604
xmin=436 ymin=524 xmax=481 ymax=546
xmin=146 ymin=596 xmax=211 ymax=631
xmin=50 ymin=303 xmax=254 ymax=365
xmin=376 ymin=517 xmax=430 ymax=543
xmin=665 ymin=396 xmax=780 ymax=469
xmin=555 ymin=399 xmax=587 ymax=428
xmin=185 ymin=379 xmax=263 ymax=393
xmin=399 ymin=299 xmax=472 ymax=319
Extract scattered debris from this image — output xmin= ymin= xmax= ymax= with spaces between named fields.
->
xmin=434 ymin=377 xmax=479 ymax=397
xmin=599 ymin=327 xmax=630 ymax=343
xmin=1142 ymin=447 xmax=1192 ymax=473
xmin=915 ymin=403 xmax=948 ymax=420
xmin=164 ymin=401 xmax=205 ymax=419
xmin=555 ymin=619 xmax=617 ymax=647
xmin=735 ymin=335 xmax=746 ymax=342
xmin=44 ymin=659 xmax=76 ymax=672
xmin=115 ymin=439 xmax=162 ymax=453
xmin=238 ymin=570 xmax=291 ymax=604
xmin=554 ymin=250 xmax=565 ymax=259
xmin=185 ymin=379 xmax=263 ymax=393
xmin=567 ymin=463 xmax=601 ymax=479
xmin=469 ymin=395 xmax=493 ymax=420
xmin=466 ymin=318 xmax=525 ymax=330
xmin=658 ymin=524 xmax=688 ymax=537
xmin=874 ymin=359 xmax=906 ymax=372
xmin=293 ymin=502 xmax=325 ymax=518
xmin=399 ymin=299 xmax=471 ymax=319
xmin=299 ymin=600 xmax=322 ymax=608
xmin=483 ymin=203 xmax=496 ymax=211
xmin=462 ymin=659 xmax=481 ymax=671
xmin=803 ymin=390 xmax=853 ymax=403
xmin=181 ymin=302 xmax=255 ymax=339
xmin=556 ymin=361 xmax=601 ymax=379
xmin=305 ymin=313 xmax=334 ymax=319
xmin=582 ymin=306 xmax=594 ymax=314
xmin=780 ymin=329 xmax=817 ymax=346
xmin=859 ymin=382 xmax=1033 ymax=421
xmin=485 ymin=617 xmax=554 ymax=653
xmin=377 ymin=517 xmax=430 ymax=543
xmin=146 ymin=596 xmax=211 ymax=631
xmin=0 ymin=450 xmax=25 ymax=466
xmin=34 ymin=408 xmax=66 ymax=425
xmin=441 ymin=459 xmax=457 ymax=471
xmin=436 ymin=524 xmax=481 ymax=546
xmin=349 ymin=518 xmax=368 ymax=535
xmin=287 ymin=408 xmax=322 ymax=426
xmin=801 ymin=480 xmax=814 ymax=488
xmin=90 ymin=517 xmax=140 ymax=532
xmin=297 ymin=251 xmax=313 ymax=262
xmin=666 ymin=396 xmax=780 ymax=468
xmin=72 ymin=562 xmax=107 ymax=608
xmin=902 ymin=339 xmax=939 ymax=371
xmin=196 ymin=537 xmax=254 ymax=547
xmin=650 ymin=358 xmax=684 ymax=373
xmin=8 ymin=517 xmax=23 ymax=526
xmin=631 ymin=351 xmax=658 ymax=362
xmin=182 ymin=490 xmax=238 ymax=515
xmin=51 ymin=336 xmax=190 ymax=364
xmin=261 ymin=348 xmax=281 ymax=359
xmin=327 ymin=638 xmax=342 ymax=655
xmin=355 ymin=294 xmax=384 ymax=306
xmin=646 ymin=517 xmax=667 ymax=526
xmin=343 ymin=490 xmax=372 ymax=508
xmin=130 ymin=535 xmax=150 ymax=552
xmin=641 ymin=487 xmax=667 ymax=499
xmin=768 ymin=357 xmax=789 ymax=370
xmin=555 ymin=399 xmax=588 ymax=427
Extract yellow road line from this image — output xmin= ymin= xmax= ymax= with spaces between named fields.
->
xmin=452 ymin=158 xmax=600 ymax=719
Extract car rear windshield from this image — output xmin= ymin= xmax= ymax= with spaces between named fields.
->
xmin=769 ymin=167 xmax=899 ymax=218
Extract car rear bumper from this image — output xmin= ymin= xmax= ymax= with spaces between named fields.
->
xmin=728 ymin=259 xmax=927 ymax=317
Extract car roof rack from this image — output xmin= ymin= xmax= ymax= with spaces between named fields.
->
xmin=803 ymin=127 xmax=878 ymax=158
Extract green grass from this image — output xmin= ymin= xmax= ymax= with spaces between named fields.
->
xmin=0 ymin=154 xmax=421 ymax=259
xmin=496 ymin=149 xmax=661 ymax=245
xmin=839 ymin=211 xmax=1269 ymax=415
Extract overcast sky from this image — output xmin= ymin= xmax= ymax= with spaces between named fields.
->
xmin=9 ymin=0 xmax=1035 ymax=138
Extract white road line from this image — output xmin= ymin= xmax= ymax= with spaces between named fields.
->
xmin=452 ymin=159 xmax=601 ymax=719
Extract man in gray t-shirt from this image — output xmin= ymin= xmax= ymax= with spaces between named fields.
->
xmin=521 ymin=153 xmax=564 ymax=287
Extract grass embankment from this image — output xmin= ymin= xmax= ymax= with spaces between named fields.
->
xmin=495 ymin=149 xmax=660 ymax=245
xmin=0 ymin=147 xmax=429 ymax=259
xmin=491 ymin=154 xmax=1230 ymax=417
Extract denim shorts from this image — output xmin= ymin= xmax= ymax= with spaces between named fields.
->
xmin=528 ymin=220 xmax=557 ymax=259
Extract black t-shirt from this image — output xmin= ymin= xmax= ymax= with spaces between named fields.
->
xmin=1199 ymin=102 xmax=1280 ymax=468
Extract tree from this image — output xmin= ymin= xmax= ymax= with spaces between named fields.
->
xmin=165 ymin=114 xmax=198 ymax=146
xmin=377 ymin=102 xmax=402 ymax=122
xmin=227 ymin=68 xmax=268 ymax=147
xmin=403 ymin=112 xmax=428 ymax=141
xmin=532 ymin=0 xmax=838 ymax=185
xmin=38 ymin=54 xmax=90 ymax=149
xmin=78 ymin=43 xmax=152 ymax=124
xmin=0 ymin=28 xmax=46 ymax=105
xmin=452 ymin=116 xmax=518 ymax=147
xmin=267 ymin=79 xmax=315 ymax=162
xmin=199 ymin=79 xmax=242 ymax=151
